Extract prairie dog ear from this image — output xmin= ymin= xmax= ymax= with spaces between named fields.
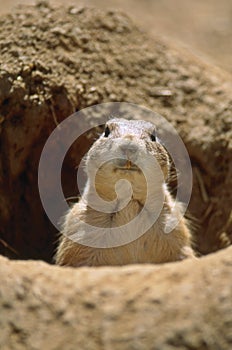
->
xmin=155 ymin=143 xmax=170 ymax=181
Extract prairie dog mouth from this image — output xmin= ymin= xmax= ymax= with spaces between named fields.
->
xmin=114 ymin=159 xmax=140 ymax=172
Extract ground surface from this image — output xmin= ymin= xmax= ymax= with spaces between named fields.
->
xmin=0 ymin=247 xmax=231 ymax=350
xmin=0 ymin=0 xmax=232 ymax=73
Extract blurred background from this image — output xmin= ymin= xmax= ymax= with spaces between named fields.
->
xmin=0 ymin=0 xmax=232 ymax=73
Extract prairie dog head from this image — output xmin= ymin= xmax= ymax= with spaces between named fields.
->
xmin=85 ymin=118 xmax=170 ymax=203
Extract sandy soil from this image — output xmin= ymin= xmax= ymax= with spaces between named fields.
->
xmin=0 ymin=247 xmax=231 ymax=349
xmin=0 ymin=0 xmax=232 ymax=73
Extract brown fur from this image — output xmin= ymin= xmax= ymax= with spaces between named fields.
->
xmin=55 ymin=118 xmax=195 ymax=267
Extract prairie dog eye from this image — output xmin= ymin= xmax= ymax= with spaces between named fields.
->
xmin=104 ymin=126 xmax=111 ymax=137
xmin=150 ymin=129 xmax=156 ymax=142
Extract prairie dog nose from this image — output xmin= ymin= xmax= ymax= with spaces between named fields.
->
xmin=119 ymin=141 xmax=138 ymax=160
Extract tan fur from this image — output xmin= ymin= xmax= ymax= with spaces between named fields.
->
xmin=55 ymin=118 xmax=195 ymax=267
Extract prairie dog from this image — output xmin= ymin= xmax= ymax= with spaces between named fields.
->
xmin=55 ymin=118 xmax=195 ymax=266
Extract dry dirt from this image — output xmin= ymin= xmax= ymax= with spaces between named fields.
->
xmin=0 ymin=247 xmax=232 ymax=350
xmin=0 ymin=2 xmax=231 ymax=349
xmin=1 ymin=0 xmax=232 ymax=73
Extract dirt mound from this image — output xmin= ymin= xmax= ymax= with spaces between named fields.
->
xmin=0 ymin=247 xmax=231 ymax=349
xmin=0 ymin=2 xmax=231 ymax=261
